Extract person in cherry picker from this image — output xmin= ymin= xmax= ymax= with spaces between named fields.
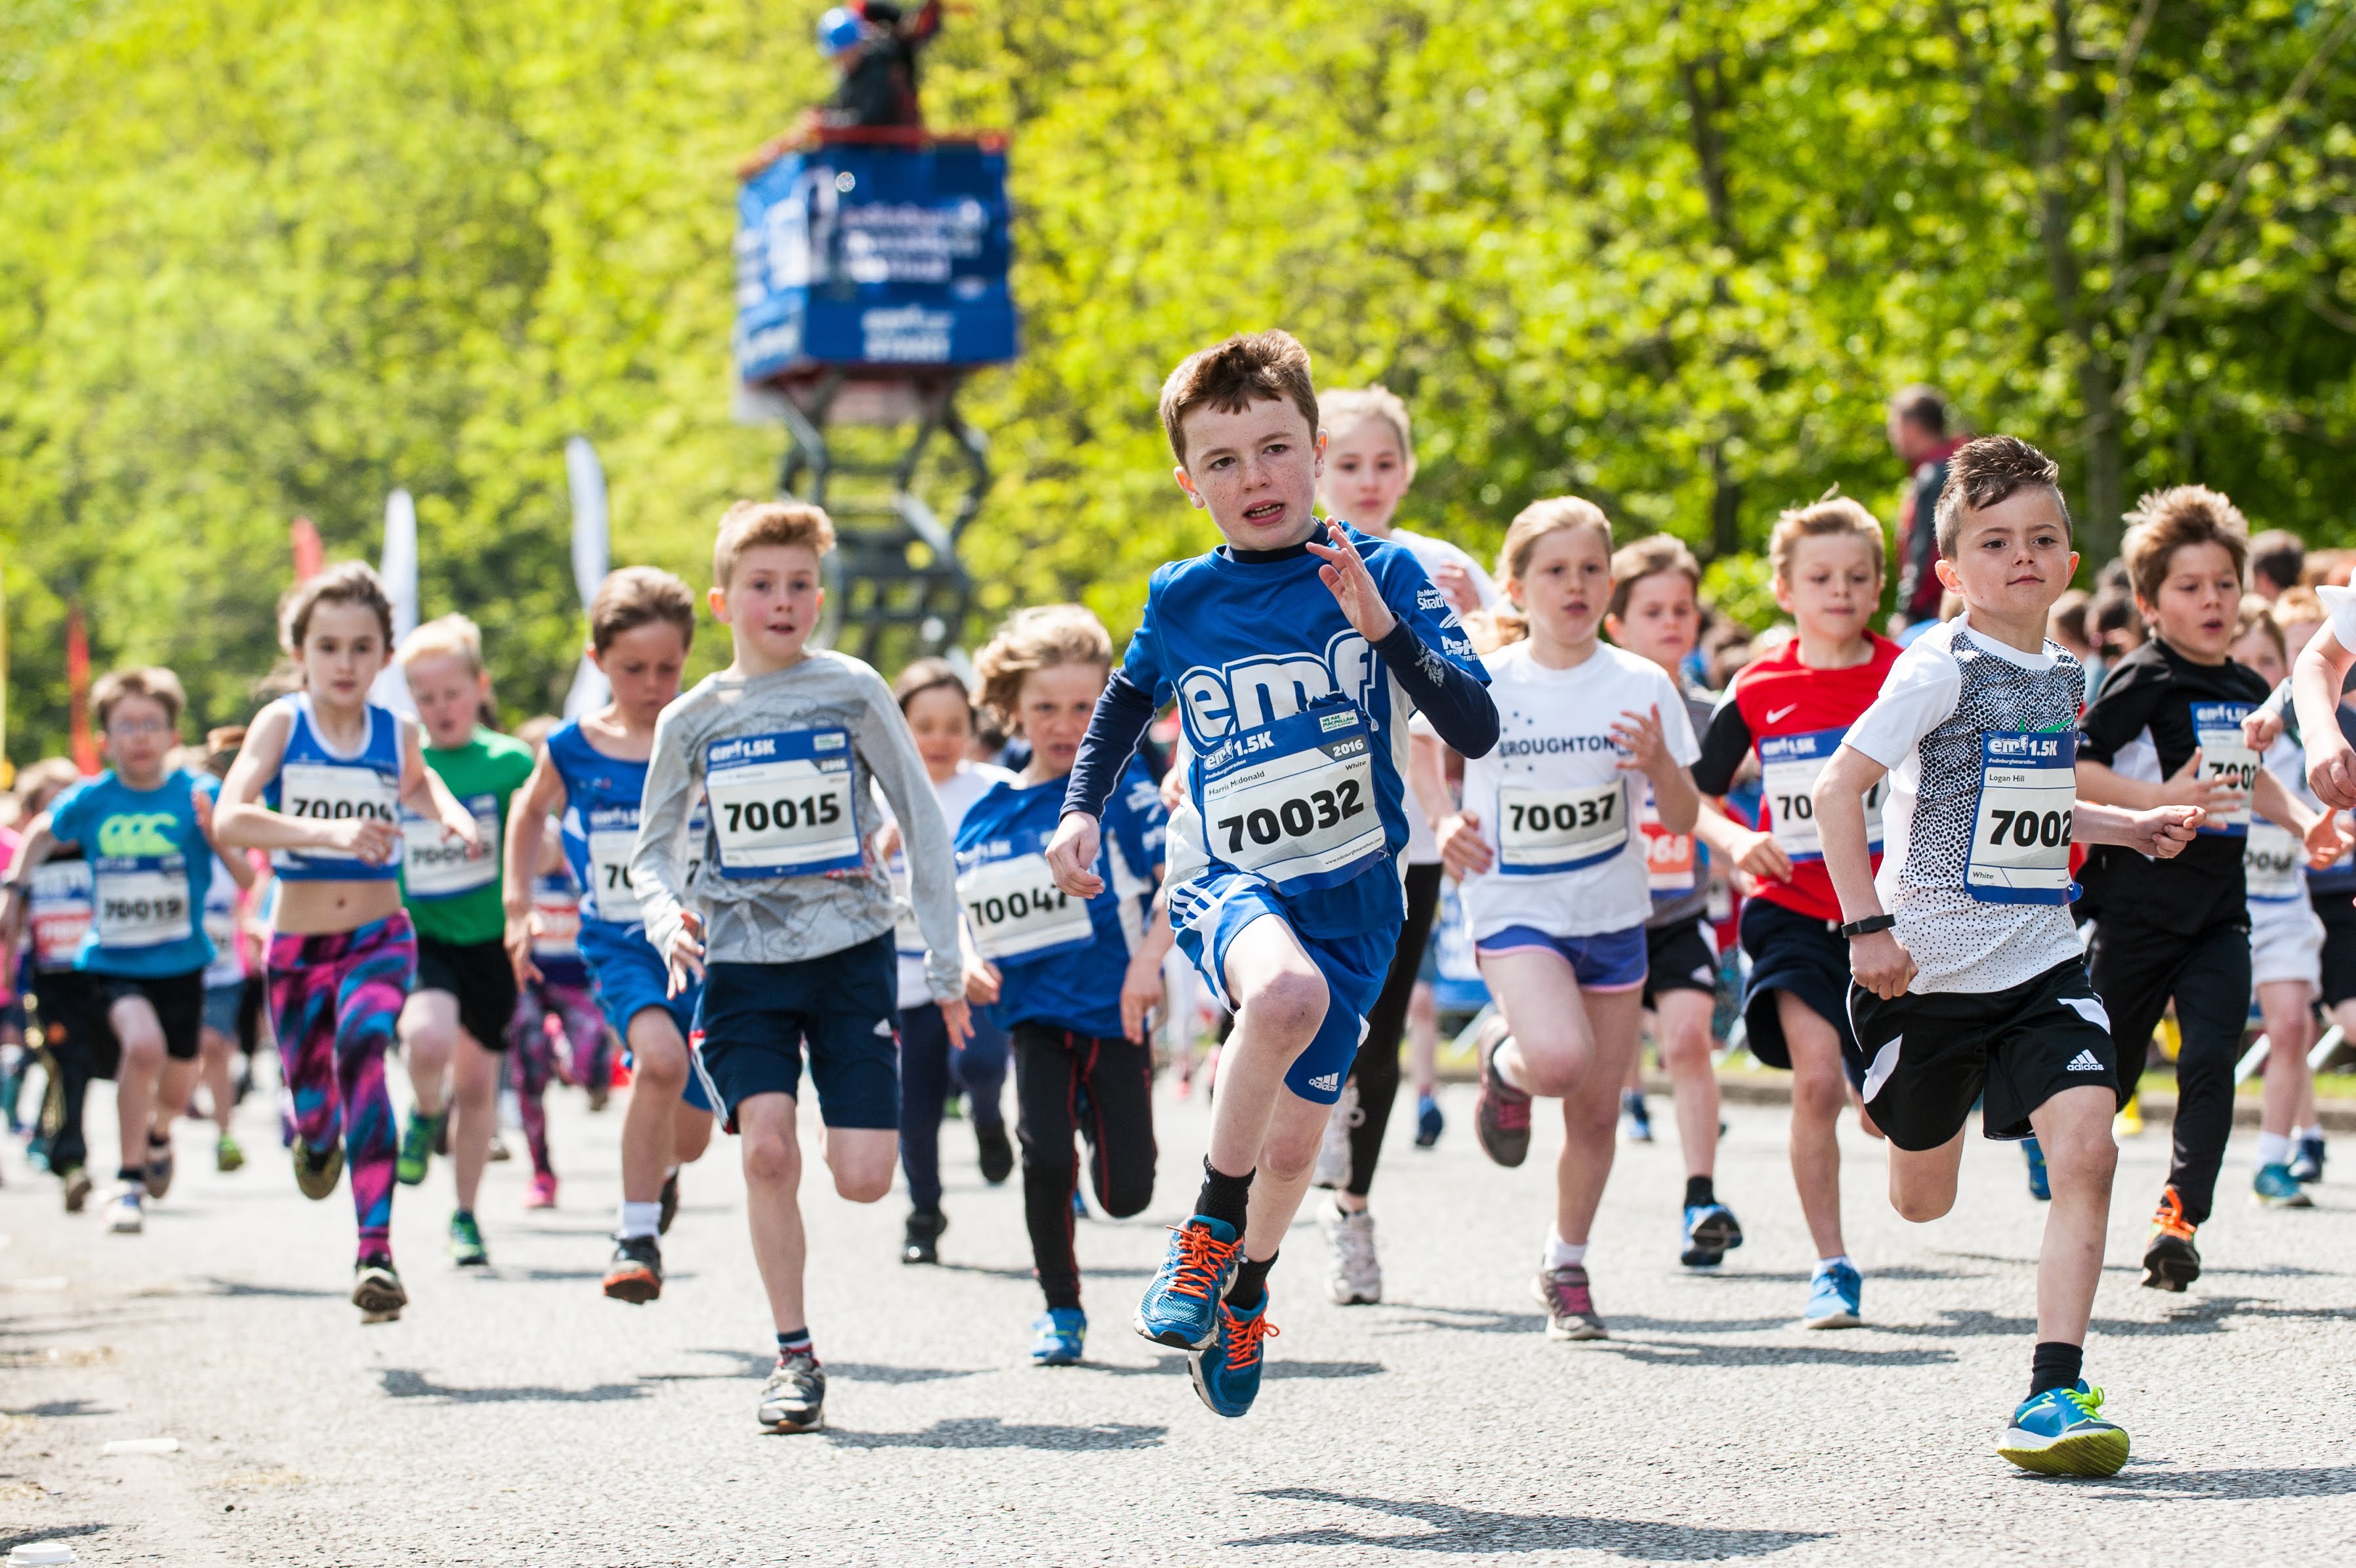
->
xmin=816 ymin=3 xmax=943 ymax=131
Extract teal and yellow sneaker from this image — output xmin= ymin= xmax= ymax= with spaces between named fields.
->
xmin=1998 ymin=1381 xmax=2129 ymax=1476
xmin=2254 ymin=1163 xmax=2312 ymax=1208
xmin=396 ymin=1109 xmax=443 ymax=1187
xmin=1134 ymin=1216 xmax=1241 ymax=1350
xmin=1189 ymin=1292 xmax=1279 ymax=1418
xmin=447 ymin=1209 xmax=489 ymax=1268
xmin=2023 ymin=1136 xmax=2051 ymax=1202
xmin=293 ymin=1138 xmax=344 ymax=1201
xmin=1030 ymin=1307 xmax=1086 ymax=1366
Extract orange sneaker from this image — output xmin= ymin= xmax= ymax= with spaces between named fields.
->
xmin=2141 ymin=1184 xmax=2200 ymax=1292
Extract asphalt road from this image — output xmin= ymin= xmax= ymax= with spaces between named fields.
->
xmin=5 ymin=1066 xmax=2353 ymax=1566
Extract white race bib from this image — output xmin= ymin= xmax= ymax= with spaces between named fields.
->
xmin=276 ymin=761 xmax=402 ymax=868
xmin=1198 ymin=704 xmax=1384 ymax=892
xmin=1966 ymin=732 xmax=2077 ymax=905
xmin=889 ymin=854 xmax=924 ymax=955
xmin=1497 ymin=781 xmax=1627 ymax=875
xmin=959 ymin=850 xmax=1095 ymax=962
xmin=402 ymin=794 xmax=501 ymax=899
xmin=705 ymin=730 xmax=861 ymax=878
xmin=30 ymin=859 xmax=94 ymax=968
xmin=2245 ymin=819 xmax=2304 ymax=901
xmin=2191 ymin=703 xmax=2257 ymax=835
xmin=1758 ymin=727 xmax=1884 ymax=861
xmin=93 ymin=858 xmax=194 ymax=949
xmin=533 ymin=888 xmax=583 ymax=958
xmin=586 ymin=827 xmax=644 ymax=922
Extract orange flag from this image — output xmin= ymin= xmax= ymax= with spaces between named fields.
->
xmin=67 ymin=600 xmax=97 ymax=775
xmin=291 ymin=516 xmax=324 ymax=583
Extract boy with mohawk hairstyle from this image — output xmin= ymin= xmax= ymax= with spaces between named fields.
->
xmin=1046 ymin=329 xmax=1498 ymax=1418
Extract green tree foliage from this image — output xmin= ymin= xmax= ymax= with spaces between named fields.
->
xmin=4 ymin=1 xmax=2352 ymax=761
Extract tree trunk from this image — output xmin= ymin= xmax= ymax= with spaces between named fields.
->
xmin=2036 ymin=0 xmax=2123 ymax=561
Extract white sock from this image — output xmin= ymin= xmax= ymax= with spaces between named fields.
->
xmin=1493 ymin=1041 xmax=1531 ymax=1095
xmin=619 ymin=1201 xmax=662 ymax=1240
xmin=1544 ymin=1231 xmax=1586 ymax=1269
xmin=2294 ymin=1125 xmax=2323 ymax=1144
xmin=1817 ymin=1254 xmax=1853 ymax=1273
xmin=2257 ymin=1132 xmax=2294 ymax=1167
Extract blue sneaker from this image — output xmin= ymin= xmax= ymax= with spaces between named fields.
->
xmin=2253 ymin=1163 xmax=2312 ymax=1208
xmin=2288 ymin=1135 xmax=2326 ymax=1185
xmin=1997 ymin=1381 xmax=2129 ymax=1476
xmin=1189 ymin=1292 xmax=1279 ymax=1418
xmin=1802 ymin=1260 xmax=1862 ymax=1329
xmin=1030 ymin=1308 xmax=1086 ymax=1365
xmin=1679 ymin=1201 xmax=1744 ymax=1268
xmin=2023 ymin=1137 xmax=2052 ymax=1201
xmin=1134 ymin=1216 xmax=1242 ymax=1350
xmin=1414 ymin=1093 xmax=1443 ymax=1149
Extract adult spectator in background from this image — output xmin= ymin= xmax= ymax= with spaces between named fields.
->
xmin=2250 ymin=530 xmax=2305 ymax=601
xmin=816 ymin=1 xmax=941 ymax=131
xmin=1886 ymin=385 xmax=1968 ymax=627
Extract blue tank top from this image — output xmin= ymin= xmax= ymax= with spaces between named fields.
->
xmin=262 ymin=694 xmax=405 ymax=882
xmin=548 ymin=719 xmax=654 ymax=931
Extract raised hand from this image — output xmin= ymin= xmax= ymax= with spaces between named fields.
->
xmin=1303 ymin=523 xmax=1398 ymax=644
xmin=1611 ymin=705 xmax=1670 ymax=774
xmin=2158 ymin=747 xmax=2240 ymax=817
xmin=1437 ymin=811 xmax=1493 ymax=877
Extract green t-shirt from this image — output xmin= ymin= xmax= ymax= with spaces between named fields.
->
xmin=402 ymin=726 xmax=536 ymax=946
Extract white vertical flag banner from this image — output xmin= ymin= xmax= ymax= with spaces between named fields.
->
xmin=371 ymin=487 xmax=421 ymax=715
xmin=563 ymin=436 xmax=612 ymax=719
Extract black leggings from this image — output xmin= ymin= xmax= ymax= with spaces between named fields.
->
xmin=2088 ymin=914 xmax=2252 ymax=1226
xmin=1338 ymin=861 xmax=1443 ymax=1200
xmin=1012 ymin=1023 xmax=1157 ymax=1310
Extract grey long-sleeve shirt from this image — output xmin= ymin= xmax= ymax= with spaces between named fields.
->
xmin=630 ymin=652 xmax=963 ymax=1001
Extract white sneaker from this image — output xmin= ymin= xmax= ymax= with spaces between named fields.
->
xmin=1313 ymin=1081 xmax=1358 ymax=1189
xmin=106 ymin=1182 xmax=145 ymax=1235
xmin=1319 ymin=1197 xmax=1382 ymax=1305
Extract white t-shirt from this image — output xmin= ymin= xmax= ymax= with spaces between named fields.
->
xmin=1384 ymin=528 xmax=1498 ymax=865
xmin=1457 ymin=640 xmax=1699 ymax=941
xmin=887 ymin=761 xmax=1016 ymax=1009
xmin=1844 ymin=618 xmax=2085 ymax=993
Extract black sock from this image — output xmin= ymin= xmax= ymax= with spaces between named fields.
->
xmin=1226 ymin=1252 xmax=1277 ymax=1313
xmin=777 ymin=1327 xmax=814 ymax=1363
xmin=2029 ymin=1340 xmax=2083 ymax=1399
xmin=117 ymin=1165 xmax=143 ymax=1184
xmin=1684 ymin=1175 xmax=1716 ymax=1208
xmin=1194 ymin=1158 xmax=1253 ymax=1233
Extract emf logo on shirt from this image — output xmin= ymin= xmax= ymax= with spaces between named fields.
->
xmin=1175 ymin=629 xmax=1376 ymax=742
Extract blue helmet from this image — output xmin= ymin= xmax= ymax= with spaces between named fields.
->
xmin=817 ymin=7 xmax=868 ymax=56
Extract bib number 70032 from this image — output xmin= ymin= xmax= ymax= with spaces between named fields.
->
xmin=1196 ymin=701 xmax=1386 ymax=893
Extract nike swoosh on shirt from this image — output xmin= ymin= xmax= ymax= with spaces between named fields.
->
xmin=1765 ymin=704 xmax=1800 ymax=725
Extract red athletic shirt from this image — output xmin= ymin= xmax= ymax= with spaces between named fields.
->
xmin=1689 ymin=634 xmax=1904 ymax=922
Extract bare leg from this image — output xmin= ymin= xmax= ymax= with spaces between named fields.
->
xmin=1243 ymin=1094 xmax=1331 ymax=1262
xmin=2027 ymin=1087 xmax=2119 ymax=1344
xmin=1406 ymin=980 xmax=1439 ymax=1098
xmin=1206 ymin=916 xmax=1329 ymax=1180
xmin=398 ymin=989 xmax=458 ymax=1119
xmin=621 ymin=1008 xmax=688 ymax=1203
xmin=2256 ymin=980 xmax=2312 ymax=1140
xmin=1888 ymin=1128 xmax=1967 ymax=1222
xmin=672 ymin=1098 xmax=715 ymax=1166
xmin=818 ymin=1126 xmax=897 ymax=1204
xmin=738 ymin=1092 xmax=806 ymax=1331
xmin=111 ymin=996 xmax=167 ymax=1178
xmin=199 ymin=1027 xmax=238 ymax=1137
xmin=448 ymin=1030 xmax=500 ymax=1213
xmin=1557 ymin=991 xmax=1646 ymax=1243
xmin=1779 ymin=993 xmax=1849 ymax=1260
xmin=1653 ymin=989 xmax=1720 ymax=1178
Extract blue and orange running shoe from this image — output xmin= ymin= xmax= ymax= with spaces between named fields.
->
xmin=1189 ymin=1292 xmax=1279 ymax=1418
xmin=1134 ymin=1216 xmax=1241 ymax=1350
xmin=1997 ymin=1381 xmax=2129 ymax=1476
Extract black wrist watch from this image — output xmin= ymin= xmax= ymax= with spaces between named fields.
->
xmin=1840 ymin=913 xmax=1897 ymax=938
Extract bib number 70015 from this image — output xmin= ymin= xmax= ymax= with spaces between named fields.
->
xmin=704 ymin=729 xmax=863 ymax=878
xmin=1966 ymin=731 xmax=2077 ymax=905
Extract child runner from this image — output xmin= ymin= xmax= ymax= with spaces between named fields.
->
xmin=2271 ymin=590 xmax=2344 ymax=1185
xmin=1813 ymin=434 xmax=2203 ymax=1476
xmin=1307 ymin=384 xmax=1499 ymax=1305
xmin=1602 ymin=533 xmax=1742 ymax=1266
xmin=12 ymin=758 xmax=98 ymax=1211
xmin=1 ymin=670 xmax=233 ymax=1233
xmin=881 ymin=658 xmax=1015 ymax=1266
xmin=1445 ymin=501 xmax=1701 ymax=1339
xmin=630 ymin=501 xmax=968 ymax=1434
xmin=2076 ymin=487 xmax=2337 ymax=1290
xmin=215 ymin=562 xmax=478 ymax=1320
xmin=503 ymin=567 xmax=717 ymax=1302
xmin=1689 ymin=497 xmax=1901 ymax=1327
xmin=501 ymin=718 xmax=602 ymax=1210
xmin=959 ymin=606 xmax=1170 ymax=1364
xmin=192 ymin=740 xmax=258 ymax=1174
xmin=1046 ymin=331 xmax=1497 ymax=1418
xmin=388 ymin=615 xmax=537 ymax=1268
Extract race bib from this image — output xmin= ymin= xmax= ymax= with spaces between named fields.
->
xmin=1640 ymin=787 xmax=1696 ymax=896
xmin=1966 ymin=732 xmax=2077 ymax=905
xmin=705 ymin=730 xmax=861 ymax=878
xmin=533 ymin=888 xmax=583 ymax=958
xmin=30 ymin=859 xmax=94 ymax=968
xmin=93 ymin=856 xmax=194 ymax=948
xmin=1198 ymin=702 xmax=1384 ymax=892
xmin=2191 ymin=702 xmax=2257 ymax=835
xmin=958 ymin=846 xmax=1094 ymax=962
xmin=1498 ymin=781 xmax=1628 ymax=875
xmin=889 ymin=854 xmax=924 ymax=955
xmin=586 ymin=826 xmax=644 ymax=923
xmin=276 ymin=761 xmax=402 ymax=868
xmin=1758 ymin=728 xmax=1884 ymax=861
xmin=2244 ymin=819 xmax=2304 ymax=901
xmin=402 ymin=793 xmax=501 ymax=900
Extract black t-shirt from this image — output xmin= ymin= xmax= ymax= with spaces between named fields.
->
xmin=2077 ymin=636 xmax=2272 ymax=933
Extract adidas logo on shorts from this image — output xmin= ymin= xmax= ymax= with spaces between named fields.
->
xmin=2066 ymin=1049 xmax=2103 ymax=1072
xmin=1308 ymin=1072 xmax=1341 ymax=1092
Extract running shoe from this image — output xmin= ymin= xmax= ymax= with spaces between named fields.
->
xmin=658 ymin=1168 xmax=680 ymax=1234
xmin=1679 ymin=1201 xmax=1743 ymax=1268
xmin=60 ymin=1166 xmax=93 ymax=1214
xmin=1313 ymin=1081 xmax=1357 ymax=1188
xmin=1071 ymin=1186 xmax=1089 ymax=1220
xmin=1474 ymin=1032 xmax=1532 ymax=1168
xmin=448 ymin=1210 xmax=489 ymax=1268
xmin=1318 ymin=1199 xmax=1381 ymax=1306
xmin=143 ymin=1135 xmax=175 ymax=1200
xmin=1189 ymin=1292 xmax=1279 ymax=1418
xmin=1996 ymin=1381 xmax=2129 ymax=1477
xmin=1534 ymin=1263 xmax=1606 ymax=1340
xmin=901 ymin=1208 xmax=947 ymax=1266
xmin=106 ymin=1182 xmax=145 ymax=1235
xmin=758 ymin=1350 xmax=826 ymax=1433
xmin=525 ymin=1171 xmax=559 ymax=1210
xmin=1030 ymin=1307 xmax=1086 ymax=1366
xmin=215 ymin=1134 xmax=245 ymax=1174
xmin=2023 ymin=1136 xmax=2051 ymax=1202
xmin=1135 ymin=1216 xmax=1243 ymax=1350
xmin=976 ymin=1121 xmax=1015 ymax=1186
xmin=487 ymin=1133 xmax=512 ymax=1163
xmin=293 ymin=1138 xmax=344 ymax=1201
xmin=1802 ymin=1260 xmax=1863 ymax=1329
xmin=396 ymin=1109 xmax=442 ymax=1187
xmin=1619 ymin=1089 xmax=1653 ymax=1144
xmin=352 ymin=1254 xmax=407 ymax=1323
xmin=2254 ymin=1162 xmax=2311 ymax=1207
xmin=2141 ymin=1185 xmax=2200 ymax=1292
xmin=1414 ymin=1092 xmax=1443 ymax=1149
xmin=602 ymin=1235 xmax=663 ymax=1304
xmin=587 ymin=1084 xmax=610 ymax=1113
xmin=2289 ymin=1134 xmax=2326 ymax=1185
xmin=2115 ymin=1094 xmax=2143 ymax=1138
